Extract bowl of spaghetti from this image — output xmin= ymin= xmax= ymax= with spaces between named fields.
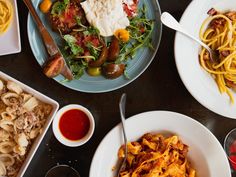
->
xmin=199 ymin=8 xmax=236 ymax=104
xmin=175 ymin=0 xmax=236 ymax=119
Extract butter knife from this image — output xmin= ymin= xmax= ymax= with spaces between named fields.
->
xmin=23 ymin=0 xmax=73 ymax=80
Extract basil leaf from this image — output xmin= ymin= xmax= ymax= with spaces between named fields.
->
xmin=64 ymin=34 xmax=77 ymax=43
xmin=71 ymin=44 xmax=84 ymax=55
xmin=86 ymin=42 xmax=100 ymax=59
xmin=63 ymin=35 xmax=84 ymax=55
xmin=64 ymin=0 xmax=70 ymax=5
xmin=83 ymin=31 xmax=90 ymax=36
xmin=69 ymin=61 xmax=85 ymax=79
xmin=87 ymin=26 xmax=100 ymax=35
xmin=51 ymin=0 xmax=70 ymax=15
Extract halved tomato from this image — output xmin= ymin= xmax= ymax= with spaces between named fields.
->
xmin=123 ymin=0 xmax=139 ymax=18
xmin=43 ymin=54 xmax=64 ymax=78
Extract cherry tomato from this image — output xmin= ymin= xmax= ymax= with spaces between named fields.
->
xmin=43 ymin=54 xmax=64 ymax=78
xmin=40 ymin=0 xmax=52 ymax=13
xmin=87 ymin=67 xmax=102 ymax=76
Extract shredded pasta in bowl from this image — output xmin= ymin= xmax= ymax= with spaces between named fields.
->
xmin=0 ymin=0 xmax=13 ymax=34
xmin=117 ymin=133 xmax=196 ymax=177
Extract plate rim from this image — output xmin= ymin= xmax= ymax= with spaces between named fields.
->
xmin=174 ymin=0 xmax=236 ymax=119
xmin=89 ymin=110 xmax=231 ymax=177
xmin=0 ymin=0 xmax=21 ymax=56
xmin=26 ymin=0 xmax=162 ymax=93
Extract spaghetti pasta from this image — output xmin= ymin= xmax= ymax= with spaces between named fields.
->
xmin=0 ymin=0 xmax=13 ymax=34
xmin=199 ymin=9 xmax=236 ymax=103
xmin=117 ymin=133 xmax=196 ymax=177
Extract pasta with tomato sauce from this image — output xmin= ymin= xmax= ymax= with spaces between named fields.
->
xmin=117 ymin=133 xmax=196 ymax=177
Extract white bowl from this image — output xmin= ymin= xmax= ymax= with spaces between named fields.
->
xmin=174 ymin=0 xmax=236 ymax=119
xmin=89 ymin=111 xmax=231 ymax=177
xmin=52 ymin=104 xmax=95 ymax=147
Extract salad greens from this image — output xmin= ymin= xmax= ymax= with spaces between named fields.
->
xmin=86 ymin=42 xmax=102 ymax=59
xmin=63 ymin=35 xmax=84 ymax=56
xmin=51 ymin=0 xmax=69 ymax=16
xmin=62 ymin=25 xmax=102 ymax=78
xmin=61 ymin=3 xmax=154 ymax=80
xmin=116 ymin=5 xmax=154 ymax=63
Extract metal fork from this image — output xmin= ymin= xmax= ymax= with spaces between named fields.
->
xmin=161 ymin=12 xmax=218 ymax=63
xmin=117 ymin=93 xmax=128 ymax=177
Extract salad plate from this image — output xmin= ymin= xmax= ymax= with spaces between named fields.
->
xmin=89 ymin=111 xmax=231 ymax=177
xmin=174 ymin=0 xmax=236 ymax=119
xmin=27 ymin=0 xmax=162 ymax=93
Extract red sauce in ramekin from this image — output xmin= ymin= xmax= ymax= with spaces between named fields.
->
xmin=59 ymin=109 xmax=90 ymax=141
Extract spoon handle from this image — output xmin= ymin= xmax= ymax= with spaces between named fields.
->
xmin=161 ymin=12 xmax=211 ymax=51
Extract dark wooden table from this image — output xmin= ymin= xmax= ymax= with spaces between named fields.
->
xmin=1 ymin=0 xmax=236 ymax=176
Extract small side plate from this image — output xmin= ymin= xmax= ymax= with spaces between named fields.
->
xmin=0 ymin=0 xmax=21 ymax=56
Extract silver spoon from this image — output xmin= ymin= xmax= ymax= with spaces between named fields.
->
xmin=117 ymin=93 xmax=128 ymax=177
xmin=161 ymin=12 xmax=218 ymax=62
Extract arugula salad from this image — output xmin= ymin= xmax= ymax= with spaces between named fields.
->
xmin=44 ymin=0 xmax=154 ymax=79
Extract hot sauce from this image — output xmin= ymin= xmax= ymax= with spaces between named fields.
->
xmin=59 ymin=109 xmax=90 ymax=141
xmin=228 ymin=140 xmax=236 ymax=170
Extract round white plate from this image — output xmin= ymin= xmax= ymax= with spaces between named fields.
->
xmin=174 ymin=0 xmax=236 ymax=119
xmin=89 ymin=111 xmax=231 ymax=177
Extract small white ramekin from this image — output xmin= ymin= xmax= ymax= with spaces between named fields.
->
xmin=52 ymin=104 xmax=95 ymax=147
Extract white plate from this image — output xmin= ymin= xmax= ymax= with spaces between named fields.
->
xmin=174 ymin=0 xmax=236 ymax=119
xmin=89 ymin=111 xmax=231 ymax=177
xmin=0 ymin=0 xmax=21 ymax=56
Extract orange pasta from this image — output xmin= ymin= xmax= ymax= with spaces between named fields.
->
xmin=117 ymin=133 xmax=196 ymax=177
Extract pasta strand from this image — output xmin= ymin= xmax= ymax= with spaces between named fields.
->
xmin=199 ymin=10 xmax=236 ymax=103
xmin=0 ymin=0 xmax=13 ymax=34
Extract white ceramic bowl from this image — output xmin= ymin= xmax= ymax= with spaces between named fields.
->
xmin=52 ymin=104 xmax=95 ymax=147
xmin=174 ymin=0 xmax=236 ymax=119
xmin=89 ymin=111 xmax=231 ymax=177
